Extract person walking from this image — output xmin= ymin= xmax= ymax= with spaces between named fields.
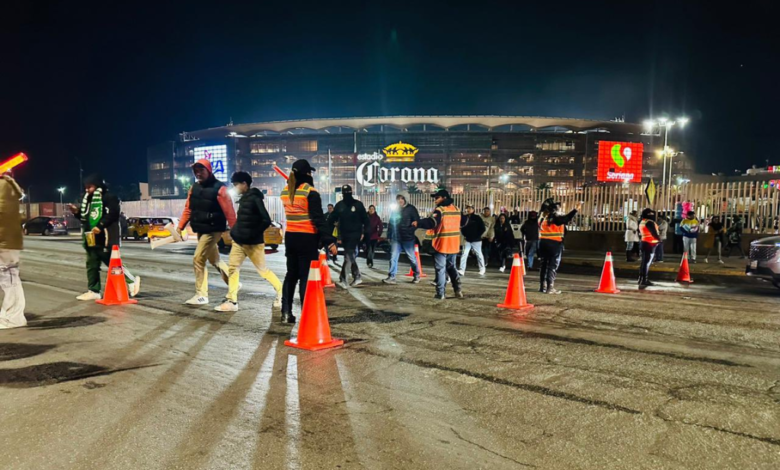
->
xmin=480 ymin=207 xmax=496 ymax=266
xmin=366 ymin=205 xmax=383 ymax=269
xmin=69 ymin=173 xmax=140 ymax=301
xmin=638 ymin=208 xmax=662 ymax=286
xmin=326 ymin=204 xmax=337 ymax=263
xmin=681 ymin=211 xmax=700 ymax=263
xmin=457 ymin=205 xmax=486 ymax=276
xmin=215 ymin=172 xmax=283 ymax=312
xmin=414 ymin=188 xmax=462 ymax=300
xmin=0 ymin=171 xmax=27 ymax=329
xmin=495 ymin=213 xmax=517 ymax=272
xmin=280 ymin=159 xmax=336 ymax=323
xmin=328 ymin=185 xmax=369 ymax=288
xmin=538 ymin=198 xmax=580 ymax=294
xmin=624 ymin=210 xmax=639 ymax=261
xmin=383 ymin=192 xmax=421 ymax=284
xmin=724 ymin=217 xmax=746 ymax=258
xmin=655 ymin=215 xmax=669 ymax=262
xmin=176 ymin=159 xmax=235 ymax=305
xmin=705 ymin=215 xmax=726 ymax=264
xmin=509 ymin=208 xmax=522 ymax=225
xmin=520 ymin=211 xmax=540 ymax=269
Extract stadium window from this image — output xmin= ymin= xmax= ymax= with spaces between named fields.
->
xmin=251 ymin=142 xmax=286 ymax=154
xmin=286 ymin=140 xmax=318 ymax=152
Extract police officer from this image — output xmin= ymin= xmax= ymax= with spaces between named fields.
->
xmin=638 ymin=208 xmax=661 ymax=286
xmin=280 ymin=159 xmax=336 ymax=324
xmin=538 ymin=198 xmax=580 ymax=294
xmin=414 ymin=188 xmax=463 ymax=300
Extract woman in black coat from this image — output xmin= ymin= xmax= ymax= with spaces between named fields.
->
xmin=495 ymin=213 xmax=517 ymax=272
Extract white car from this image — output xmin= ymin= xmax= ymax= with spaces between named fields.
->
xmin=745 ymin=236 xmax=780 ymax=289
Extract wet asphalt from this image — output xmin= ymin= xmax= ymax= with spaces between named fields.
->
xmin=1 ymin=236 xmax=779 ymax=469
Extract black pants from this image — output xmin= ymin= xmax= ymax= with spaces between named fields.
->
xmin=724 ymin=242 xmax=745 ymax=258
xmin=639 ymin=242 xmax=656 ymax=282
xmin=282 ymin=232 xmax=320 ymax=315
xmin=539 ymin=240 xmax=563 ymax=289
xmin=673 ymin=234 xmax=684 ymax=254
xmin=481 ymin=238 xmax=493 ymax=266
xmin=366 ymin=239 xmax=378 ymax=265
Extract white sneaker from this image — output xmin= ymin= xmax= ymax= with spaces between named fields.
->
xmin=478 ymin=269 xmax=486 ymax=276
xmin=214 ymin=301 xmax=238 ymax=312
xmin=457 ymin=270 xmax=465 ymax=276
xmin=77 ymin=291 xmax=101 ymax=301
xmin=719 ymin=259 xmax=725 ymax=264
xmin=499 ymin=266 xmax=506 ymax=273
xmin=0 ymin=321 xmax=26 ymax=330
xmin=350 ymin=278 xmax=363 ymax=287
xmin=705 ymin=259 xmax=709 ymax=264
xmin=129 ymin=276 xmax=141 ymax=297
xmin=185 ymin=295 xmax=209 ymax=305
xmin=273 ymin=294 xmax=283 ymax=308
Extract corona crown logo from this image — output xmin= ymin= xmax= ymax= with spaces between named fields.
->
xmin=382 ymin=142 xmax=418 ymax=162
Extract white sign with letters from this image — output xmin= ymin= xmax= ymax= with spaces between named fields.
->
xmin=356 ymin=162 xmax=439 ymax=187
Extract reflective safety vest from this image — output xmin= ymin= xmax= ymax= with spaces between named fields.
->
xmin=539 ymin=218 xmax=564 ymax=242
xmin=281 ymin=183 xmax=318 ymax=234
xmin=639 ymin=219 xmax=659 ymax=244
xmin=431 ymin=204 xmax=461 ymax=254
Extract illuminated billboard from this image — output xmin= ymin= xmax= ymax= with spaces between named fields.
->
xmin=597 ymin=141 xmax=644 ymax=183
xmin=194 ymin=145 xmax=228 ymax=182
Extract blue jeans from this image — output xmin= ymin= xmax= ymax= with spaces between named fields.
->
xmin=388 ymin=239 xmax=419 ymax=278
xmin=458 ymin=240 xmax=484 ymax=272
xmin=434 ymin=252 xmax=461 ymax=297
xmin=525 ymin=240 xmax=539 ymax=268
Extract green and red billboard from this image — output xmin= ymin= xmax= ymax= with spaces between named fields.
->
xmin=597 ymin=141 xmax=644 ymax=183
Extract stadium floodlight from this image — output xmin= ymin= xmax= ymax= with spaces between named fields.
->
xmin=677 ymin=117 xmax=689 ymax=126
xmin=658 ymin=117 xmax=669 ymax=125
xmin=643 ymin=120 xmax=656 ymax=130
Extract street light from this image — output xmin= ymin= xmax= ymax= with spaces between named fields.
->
xmin=57 ymin=187 xmax=66 ymax=213
xmin=643 ymin=116 xmax=690 ymax=208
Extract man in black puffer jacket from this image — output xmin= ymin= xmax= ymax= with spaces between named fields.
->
xmin=214 ymin=172 xmax=283 ymax=312
xmin=328 ymin=185 xmax=370 ymax=288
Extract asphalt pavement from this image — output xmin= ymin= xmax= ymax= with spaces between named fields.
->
xmin=1 ymin=236 xmax=779 ymax=469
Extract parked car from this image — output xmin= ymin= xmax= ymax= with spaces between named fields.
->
xmin=745 ymin=236 xmax=780 ymax=289
xmin=146 ymin=217 xmax=185 ymax=241
xmin=217 ymin=222 xmax=284 ymax=254
xmin=125 ymin=217 xmax=154 ymax=240
xmin=23 ymin=216 xmax=69 ymax=236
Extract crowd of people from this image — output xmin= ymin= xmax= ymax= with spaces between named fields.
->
xmin=0 ymin=157 xmax=756 ymax=330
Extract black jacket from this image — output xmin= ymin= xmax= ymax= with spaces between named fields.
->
xmin=388 ymin=204 xmax=420 ymax=242
xmin=328 ymin=197 xmax=370 ymax=248
xmin=230 ymin=188 xmax=271 ymax=246
xmin=189 ymin=177 xmax=227 ymax=234
xmin=460 ymin=213 xmax=486 ymax=243
xmin=77 ymin=188 xmax=122 ymax=249
xmin=520 ymin=218 xmax=539 ymax=241
xmin=494 ymin=221 xmax=516 ymax=249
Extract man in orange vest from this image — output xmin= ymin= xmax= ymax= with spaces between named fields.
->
xmin=538 ymin=198 xmax=580 ymax=294
xmin=638 ymin=208 xmax=661 ymax=287
xmin=413 ymin=188 xmax=463 ymax=300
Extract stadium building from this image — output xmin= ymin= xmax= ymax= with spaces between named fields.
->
xmin=147 ymin=116 xmax=667 ymax=198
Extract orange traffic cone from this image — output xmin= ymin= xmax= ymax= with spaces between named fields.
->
xmin=96 ymin=246 xmax=138 ymax=306
xmin=497 ymin=254 xmax=534 ymax=311
xmin=405 ymin=244 xmax=428 ymax=278
xmin=594 ymin=252 xmax=620 ymax=294
xmin=676 ymin=252 xmax=694 ymax=283
xmin=318 ymin=251 xmax=335 ymax=288
xmin=285 ymin=261 xmax=344 ymax=351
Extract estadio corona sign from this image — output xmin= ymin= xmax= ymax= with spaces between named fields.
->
xmin=356 ymin=142 xmax=440 ymax=188
xmin=597 ymin=141 xmax=644 ymax=183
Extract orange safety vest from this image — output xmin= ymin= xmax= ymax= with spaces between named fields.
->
xmin=639 ymin=219 xmax=659 ymax=244
xmin=431 ymin=204 xmax=461 ymax=254
xmin=281 ymin=183 xmax=318 ymax=234
xmin=539 ymin=218 xmax=564 ymax=242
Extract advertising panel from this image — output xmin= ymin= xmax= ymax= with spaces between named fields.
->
xmin=597 ymin=141 xmax=644 ymax=183
xmin=193 ymin=145 xmax=228 ymax=182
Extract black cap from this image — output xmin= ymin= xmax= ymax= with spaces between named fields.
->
xmin=84 ymin=173 xmax=104 ymax=187
xmin=431 ymin=188 xmax=450 ymax=199
xmin=291 ymin=159 xmax=315 ymax=174
xmin=341 ymin=184 xmax=353 ymax=194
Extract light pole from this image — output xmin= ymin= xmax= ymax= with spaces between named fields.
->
xmin=57 ymin=187 xmax=66 ymax=214
xmin=643 ymin=116 xmax=689 ymax=209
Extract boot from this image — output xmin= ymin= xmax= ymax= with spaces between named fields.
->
xmin=281 ymin=311 xmax=296 ymax=324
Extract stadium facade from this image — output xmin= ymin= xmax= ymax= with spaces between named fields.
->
xmin=147 ymin=116 xmax=668 ymax=198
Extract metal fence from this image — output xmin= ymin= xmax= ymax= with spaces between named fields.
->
xmin=122 ymin=181 xmax=780 ymax=234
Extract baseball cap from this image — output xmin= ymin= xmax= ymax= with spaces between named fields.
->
xmin=431 ymin=188 xmax=450 ymax=199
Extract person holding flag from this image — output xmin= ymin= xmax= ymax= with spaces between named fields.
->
xmin=538 ymin=198 xmax=580 ymax=294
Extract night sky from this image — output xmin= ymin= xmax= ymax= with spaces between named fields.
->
xmin=2 ymin=1 xmax=777 ymax=201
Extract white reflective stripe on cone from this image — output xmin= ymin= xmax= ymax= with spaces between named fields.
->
xmin=414 ymin=245 xmax=419 ymax=253
xmin=110 ymin=247 xmax=121 ymax=259
xmin=308 ymin=265 xmax=322 ymax=282
xmin=512 ymin=255 xmax=521 ymax=267
xmin=606 ymin=252 xmax=613 ymax=262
